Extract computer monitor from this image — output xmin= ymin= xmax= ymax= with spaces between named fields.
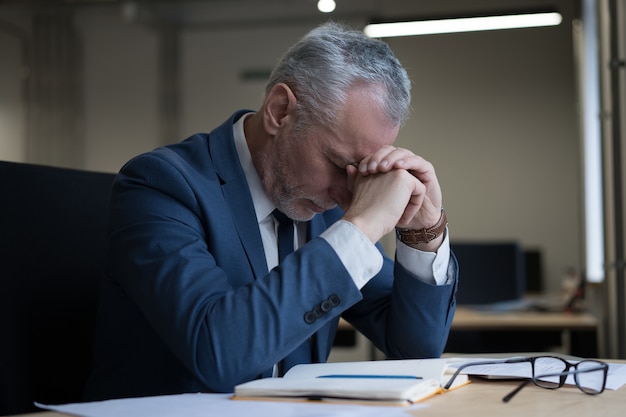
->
xmin=451 ymin=241 xmax=526 ymax=305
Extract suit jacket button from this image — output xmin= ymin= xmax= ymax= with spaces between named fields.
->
xmin=320 ymin=300 xmax=333 ymax=312
xmin=304 ymin=311 xmax=317 ymax=324
xmin=328 ymin=294 xmax=340 ymax=306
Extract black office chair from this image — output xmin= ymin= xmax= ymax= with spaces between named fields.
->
xmin=0 ymin=161 xmax=115 ymax=415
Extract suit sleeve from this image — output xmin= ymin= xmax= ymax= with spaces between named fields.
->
xmin=106 ymin=152 xmax=364 ymax=392
xmin=342 ymin=244 xmax=459 ymax=359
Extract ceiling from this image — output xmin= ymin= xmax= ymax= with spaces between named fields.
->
xmin=0 ymin=1 xmax=371 ymax=30
xmin=0 ymin=0 xmax=570 ymax=30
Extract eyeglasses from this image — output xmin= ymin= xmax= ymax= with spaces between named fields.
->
xmin=443 ymin=356 xmax=609 ymax=403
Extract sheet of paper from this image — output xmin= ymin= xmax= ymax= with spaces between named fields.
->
xmin=447 ymin=358 xmax=626 ymax=390
xmin=37 ymin=393 xmax=426 ymax=417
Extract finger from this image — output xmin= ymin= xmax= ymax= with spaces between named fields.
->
xmin=357 ymin=146 xmax=395 ymax=175
xmin=398 ymin=194 xmax=424 ymax=226
xmin=359 ymin=146 xmax=415 ymax=175
xmin=377 ymin=148 xmax=416 ymax=172
xmin=394 ymin=155 xmax=439 ymax=188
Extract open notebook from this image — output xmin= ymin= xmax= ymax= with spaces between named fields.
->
xmin=232 ymin=358 xmax=469 ymax=406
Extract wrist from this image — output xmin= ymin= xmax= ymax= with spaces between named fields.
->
xmin=341 ymin=214 xmax=383 ymax=244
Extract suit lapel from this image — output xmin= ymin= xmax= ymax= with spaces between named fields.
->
xmin=307 ymin=214 xmax=328 ymax=241
xmin=209 ymin=111 xmax=269 ymax=279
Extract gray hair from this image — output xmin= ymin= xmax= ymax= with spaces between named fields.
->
xmin=265 ymin=22 xmax=411 ymax=135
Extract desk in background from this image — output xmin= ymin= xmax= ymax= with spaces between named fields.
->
xmin=334 ymin=307 xmax=600 ymax=361
xmin=447 ymin=306 xmax=599 ymax=357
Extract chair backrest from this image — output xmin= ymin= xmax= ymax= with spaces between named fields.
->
xmin=0 ymin=161 xmax=115 ymax=415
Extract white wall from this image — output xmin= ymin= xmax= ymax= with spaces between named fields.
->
xmin=78 ymin=8 xmax=160 ymax=174
xmin=0 ymin=0 xmax=581 ymax=294
xmin=181 ymin=25 xmax=308 ymax=137
xmin=390 ymin=24 xmax=580 ymax=294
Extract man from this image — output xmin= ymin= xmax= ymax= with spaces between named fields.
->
xmin=85 ymin=22 xmax=458 ymax=401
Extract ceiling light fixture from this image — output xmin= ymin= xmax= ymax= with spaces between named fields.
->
xmin=364 ymin=12 xmax=562 ymax=38
xmin=317 ymin=0 xmax=336 ymax=14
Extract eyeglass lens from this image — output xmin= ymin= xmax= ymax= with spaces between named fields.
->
xmin=531 ymin=357 xmax=606 ymax=394
xmin=572 ymin=361 xmax=606 ymax=394
xmin=531 ymin=356 xmax=568 ymax=389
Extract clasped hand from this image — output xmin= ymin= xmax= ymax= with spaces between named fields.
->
xmin=342 ymin=146 xmax=443 ymax=246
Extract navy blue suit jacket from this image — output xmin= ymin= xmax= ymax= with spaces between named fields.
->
xmin=85 ymin=111 xmax=458 ymax=401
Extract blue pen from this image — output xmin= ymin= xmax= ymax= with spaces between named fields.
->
xmin=317 ymin=374 xmax=422 ymax=379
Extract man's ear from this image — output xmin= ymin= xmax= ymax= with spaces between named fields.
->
xmin=263 ymin=83 xmax=297 ymax=136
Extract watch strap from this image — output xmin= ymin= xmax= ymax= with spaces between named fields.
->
xmin=396 ymin=209 xmax=447 ymax=245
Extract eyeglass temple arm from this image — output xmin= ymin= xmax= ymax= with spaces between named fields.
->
xmin=443 ymin=357 xmax=529 ymax=390
xmin=503 ymin=365 xmax=576 ymax=403
xmin=502 ymin=379 xmax=532 ymax=403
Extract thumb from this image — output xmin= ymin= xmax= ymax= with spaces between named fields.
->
xmin=346 ymin=164 xmax=358 ymax=192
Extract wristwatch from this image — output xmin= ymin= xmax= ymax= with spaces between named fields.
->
xmin=396 ymin=209 xmax=447 ymax=245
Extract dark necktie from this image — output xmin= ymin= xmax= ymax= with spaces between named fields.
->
xmin=272 ymin=209 xmax=312 ymax=376
xmin=273 ymin=209 xmax=294 ymax=262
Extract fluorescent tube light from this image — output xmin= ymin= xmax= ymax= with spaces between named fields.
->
xmin=364 ymin=12 xmax=562 ymax=38
xmin=579 ymin=0 xmax=604 ymax=283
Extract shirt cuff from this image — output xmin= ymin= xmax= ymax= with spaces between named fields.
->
xmin=320 ymin=220 xmax=383 ymax=289
xmin=396 ymin=228 xmax=452 ymax=285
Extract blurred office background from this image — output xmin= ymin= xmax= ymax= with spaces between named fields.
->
xmin=1 ymin=0 xmax=625 ymax=358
